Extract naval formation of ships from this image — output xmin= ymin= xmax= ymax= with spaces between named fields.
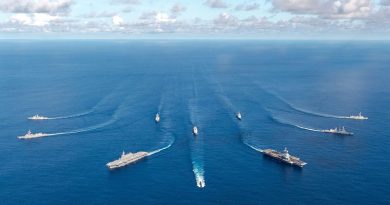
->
xmin=21 ymin=110 xmax=368 ymax=171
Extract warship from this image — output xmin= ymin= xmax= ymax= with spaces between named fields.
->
xmin=193 ymin=126 xmax=198 ymax=136
xmin=106 ymin=151 xmax=148 ymax=169
xmin=236 ymin=112 xmax=242 ymax=120
xmin=323 ymin=126 xmax=353 ymax=135
xmin=18 ymin=130 xmax=48 ymax=139
xmin=349 ymin=112 xmax=368 ymax=120
xmin=28 ymin=114 xmax=49 ymax=120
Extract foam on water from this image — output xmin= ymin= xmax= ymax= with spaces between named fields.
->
xmin=194 ymin=167 xmax=206 ymax=188
xmin=261 ymin=87 xmax=358 ymax=120
xmin=189 ymin=75 xmax=206 ymax=189
xmin=148 ymin=140 xmax=173 ymax=156
xmin=269 ymin=113 xmax=326 ymax=133
xmin=28 ymin=80 xmax=128 ymax=121
xmin=244 ymin=141 xmax=264 ymax=153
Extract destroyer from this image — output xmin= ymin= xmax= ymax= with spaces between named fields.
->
xmin=28 ymin=114 xmax=49 ymax=120
xmin=106 ymin=151 xmax=148 ymax=169
xmin=262 ymin=148 xmax=307 ymax=167
xmin=236 ymin=112 xmax=242 ymax=120
xmin=18 ymin=130 xmax=48 ymax=139
xmin=193 ymin=126 xmax=198 ymax=136
xmin=155 ymin=113 xmax=160 ymax=123
xmin=323 ymin=126 xmax=353 ymax=135
xmin=349 ymin=112 xmax=368 ymax=120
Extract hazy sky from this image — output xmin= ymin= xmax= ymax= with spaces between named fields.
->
xmin=0 ymin=0 xmax=389 ymax=39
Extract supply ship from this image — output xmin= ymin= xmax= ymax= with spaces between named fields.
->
xmin=262 ymin=148 xmax=307 ymax=167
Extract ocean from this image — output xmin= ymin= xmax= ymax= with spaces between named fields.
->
xmin=0 ymin=40 xmax=389 ymax=204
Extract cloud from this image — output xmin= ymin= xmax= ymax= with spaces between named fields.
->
xmin=0 ymin=0 xmax=73 ymax=14
xmin=213 ymin=13 xmax=237 ymax=27
xmin=112 ymin=15 xmax=124 ymax=26
xmin=0 ymin=0 xmax=388 ymax=38
xmin=171 ymin=3 xmax=186 ymax=16
xmin=270 ymin=0 xmax=373 ymax=19
xmin=140 ymin=11 xmax=176 ymax=23
xmin=10 ymin=13 xmax=59 ymax=26
xmin=235 ymin=3 xmax=259 ymax=11
xmin=155 ymin=12 xmax=176 ymax=23
xmin=82 ymin=11 xmax=116 ymax=18
xmin=122 ymin=7 xmax=132 ymax=13
xmin=331 ymin=0 xmax=373 ymax=19
xmin=270 ymin=0 xmax=323 ymax=14
xmin=381 ymin=0 xmax=390 ymax=6
xmin=111 ymin=0 xmax=140 ymax=4
xmin=204 ymin=0 xmax=228 ymax=9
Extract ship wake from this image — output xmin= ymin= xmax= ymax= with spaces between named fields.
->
xmin=193 ymin=163 xmax=206 ymax=188
xmin=263 ymin=88 xmax=355 ymax=120
xmin=148 ymin=135 xmax=174 ymax=156
xmin=270 ymin=114 xmax=325 ymax=133
xmin=42 ymin=110 xmax=94 ymax=120
xmin=244 ymin=141 xmax=264 ymax=153
xmin=28 ymin=81 xmax=129 ymax=121
xmin=23 ymin=90 xmax=141 ymax=139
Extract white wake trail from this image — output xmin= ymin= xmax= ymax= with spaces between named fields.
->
xmin=148 ymin=143 xmax=172 ymax=156
xmin=44 ymin=110 xmax=94 ymax=120
xmin=189 ymin=74 xmax=206 ymax=189
xmin=149 ymin=134 xmax=175 ymax=156
xmin=244 ymin=141 xmax=264 ymax=153
xmin=262 ymin=87 xmax=356 ymax=120
xmin=270 ymin=114 xmax=325 ymax=133
xmin=28 ymin=81 xmax=128 ymax=121
xmin=193 ymin=165 xmax=206 ymax=188
xmin=44 ymin=117 xmax=117 ymax=137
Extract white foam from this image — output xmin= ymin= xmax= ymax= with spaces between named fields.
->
xmin=264 ymin=88 xmax=356 ymax=120
xmin=193 ymin=165 xmax=206 ymax=188
xmin=270 ymin=114 xmax=324 ymax=133
xmin=244 ymin=142 xmax=264 ymax=152
xmin=148 ymin=141 xmax=173 ymax=156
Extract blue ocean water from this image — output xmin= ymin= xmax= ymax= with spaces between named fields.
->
xmin=0 ymin=40 xmax=389 ymax=204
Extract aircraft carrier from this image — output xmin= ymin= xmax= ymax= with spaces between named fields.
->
xmin=262 ymin=148 xmax=307 ymax=167
xmin=106 ymin=151 xmax=148 ymax=169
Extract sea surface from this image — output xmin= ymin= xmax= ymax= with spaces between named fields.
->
xmin=0 ymin=40 xmax=389 ymax=204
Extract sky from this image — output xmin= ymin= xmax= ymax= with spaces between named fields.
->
xmin=0 ymin=0 xmax=389 ymax=39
